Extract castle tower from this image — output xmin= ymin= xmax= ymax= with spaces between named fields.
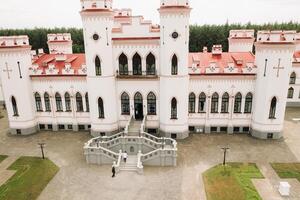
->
xmin=228 ymin=30 xmax=255 ymax=52
xmin=47 ymin=33 xmax=73 ymax=54
xmin=251 ymin=31 xmax=296 ymax=139
xmin=159 ymin=0 xmax=191 ymax=139
xmin=80 ymin=0 xmax=118 ymax=136
xmin=0 ymin=36 xmax=37 ymax=135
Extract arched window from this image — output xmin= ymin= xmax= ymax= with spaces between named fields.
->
xmin=188 ymin=93 xmax=196 ymax=113
xmin=234 ymin=93 xmax=242 ymax=113
xmin=85 ymin=93 xmax=90 ymax=112
xmin=133 ymin=53 xmax=142 ymax=75
xmin=95 ymin=56 xmax=101 ymax=76
xmin=35 ymin=92 xmax=43 ymax=112
xmin=211 ymin=93 xmax=219 ymax=113
xmin=98 ymin=97 xmax=105 ymax=118
xmin=198 ymin=92 xmax=206 ymax=113
xmin=147 ymin=92 xmax=156 ymax=115
xmin=76 ymin=93 xmax=83 ymax=112
xmin=55 ymin=93 xmax=63 ymax=112
xmin=290 ymin=72 xmax=296 ymax=84
xmin=269 ymin=97 xmax=277 ymax=119
xmin=44 ymin=93 xmax=51 ymax=112
xmin=244 ymin=93 xmax=253 ymax=113
xmin=65 ymin=93 xmax=71 ymax=112
xmin=11 ymin=96 xmax=19 ymax=116
xmin=119 ymin=53 xmax=128 ymax=75
xmin=146 ymin=53 xmax=156 ymax=75
xmin=121 ymin=92 xmax=130 ymax=115
xmin=171 ymin=98 xmax=177 ymax=119
xmin=221 ymin=93 xmax=229 ymax=113
xmin=288 ymin=87 xmax=294 ymax=99
xmin=171 ymin=54 xmax=178 ymax=75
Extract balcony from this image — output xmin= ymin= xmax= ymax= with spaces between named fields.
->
xmin=116 ymin=70 xmax=158 ymax=79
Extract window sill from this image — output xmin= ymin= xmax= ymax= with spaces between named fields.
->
xmin=234 ymin=112 xmax=242 ymax=114
xmin=269 ymin=117 xmax=276 ymax=120
xmin=211 ymin=112 xmax=219 ymax=114
xmin=65 ymin=111 xmax=72 ymax=112
xmin=121 ymin=113 xmax=130 ymax=116
xmin=98 ymin=117 xmax=105 ymax=119
xmin=244 ymin=112 xmax=251 ymax=114
xmin=13 ymin=115 xmax=19 ymax=117
xmin=45 ymin=110 xmax=51 ymax=112
xmin=221 ymin=112 xmax=229 ymax=114
xmin=56 ymin=111 xmax=63 ymax=112
xmin=170 ymin=118 xmax=178 ymax=120
xmin=36 ymin=110 xmax=43 ymax=112
xmin=198 ymin=111 xmax=206 ymax=114
xmin=148 ymin=113 xmax=157 ymax=116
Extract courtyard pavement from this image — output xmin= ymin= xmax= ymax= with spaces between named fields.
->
xmin=0 ymin=108 xmax=300 ymax=200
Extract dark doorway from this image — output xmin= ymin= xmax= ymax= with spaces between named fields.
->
xmin=134 ymin=92 xmax=144 ymax=120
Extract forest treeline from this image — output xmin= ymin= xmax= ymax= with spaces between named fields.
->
xmin=0 ymin=22 xmax=299 ymax=54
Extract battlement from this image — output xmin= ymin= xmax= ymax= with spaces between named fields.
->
xmin=81 ymin=0 xmax=113 ymax=11
xmin=212 ymin=45 xmax=222 ymax=55
xmin=114 ymin=9 xmax=132 ymax=17
xmin=0 ymin=35 xmax=30 ymax=49
xmin=229 ymin=30 xmax=255 ymax=39
xmin=47 ymin=33 xmax=72 ymax=43
xmin=160 ymin=0 xmax=190 ymax=8
xmin=257 ymin=30 xmax=296 ymax=44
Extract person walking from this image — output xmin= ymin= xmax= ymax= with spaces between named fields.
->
xmin=112 ymin=164 xmax=116 ymax=178
xmin=123 ymin=151 xmax=128 ymax=163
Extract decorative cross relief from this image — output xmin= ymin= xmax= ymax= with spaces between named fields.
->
xmin=3 ymin=62 xmax=12 ymax=79
xmin=273 ymin=58 xmax=284 ymax=78
xmin=228 ymin=66 xmax=234 ymax=72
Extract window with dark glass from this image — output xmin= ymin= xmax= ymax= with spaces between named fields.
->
xmin=234 ymin=93 xmax=242 ymax=113
xmin=95 ymin=56 xmax=101 ymax=76
xmin=171 ymin=54 xmax=178 ymax=75
xmin=198 ymin=92 xmax=206 ymax=112
xmin=171 ymin=98 xmax=177 ymax=119
xmin=35 ymin=92 xmax=43 ymax=112
xmin=188 ymin=93 xmax=196 ymax=113
xmin=65 ymin=93 xmax=71 ymax=112
xmin=55 ymin=93 xmax=63 ymax=112
xmin=76 ymin=93 xmax=84 ymax=112
xmin=121 ymin=92 xmax=130 ymax=115
xmin=98 ymin=97 xmax=105 ymax=118
xmin=244 ymin=93 xmax=253 ymax=113
xmin=85 ymin=93 xmax=90 ymax=112
xmin=290 ymin=72 xmax=296 ymax=84
xmin=221 ymin=93 xmax=229 ymax=113
xmin=11 ymin=96 xmax=19 ymax=116
xmin=119 ymin=53 xmax=128 ymax=75
xmin=146 ymin=53 xmax=156 ymax=75
xmin=147 ymin=92 xmax=156 ymax=115
xmin=269 ymin=97 xmax=277 ymax=119
xmin=133 ymin=53 xmax=142 ymax=75
xmin=211 ymin=93 xmax=219 ymax=113
xmin=288 ymin=87 xmax=294 ymax=99
xmin=44 ymin=93 xmax=51 ymax=112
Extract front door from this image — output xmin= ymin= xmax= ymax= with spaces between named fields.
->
xmin=134 ymin=103 xmax=143 ymax=120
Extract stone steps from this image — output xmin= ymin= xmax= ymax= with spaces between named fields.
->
xmin=119 ymin=155 xmax=138 ymax=172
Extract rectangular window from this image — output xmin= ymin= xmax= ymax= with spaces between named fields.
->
xmin=78 ymin=125 xmax=85 ymax=130
xmin=68 ymin=125 xmax=73 ymax=130
xmin=16 ymin=129 xmax=21 ymax=135
xmin=100 ymin=132 xmax=106 ymax=137
xmin=48 ymin=124 xmax=53 ymax=130
xmin=267 ymin=133 xmax=274 ymax=139
xmin=88 ymin=125 xmax=91 ymax=129
xmin=171 ymin=133 xmax=177 ymax=139
xmin=39 ymin=124 xmax=45 ymax=130
xmin=58 ymin=124 xmax=65 ymax=130
xmin=220 ymin=127 xmax=228 ymax=132
xmin=243 ymin=127 xmax=250 ymax=132
xmin=189 ymin=126 xmax=195 ymax=132
xmin=147 ymin=129 xmax=157 ymax=134
xmin=211 ymin=127 xmax=218 ymax=132
xmin=233 ymin=127 xmax=240 ymax=133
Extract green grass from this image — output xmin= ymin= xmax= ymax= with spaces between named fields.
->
xmin=203 ymin=163 xmax=264 ymax=200
xmin=0 ymin=155 xmax=8 ymax=163
xmin=0 ymin=156 xmax=59 ymax=200
xmin=271 ymin=163 xmax=300 ymax=182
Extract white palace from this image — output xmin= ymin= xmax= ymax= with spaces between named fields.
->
xmin=1 ymin=0 xmax=300 ymax=143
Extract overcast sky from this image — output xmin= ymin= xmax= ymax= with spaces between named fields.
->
xmin=0 ymin=0 xmax=299 ymax=28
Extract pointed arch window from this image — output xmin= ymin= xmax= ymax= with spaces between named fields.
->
xmin=119 ymin=53 xmax=128 ymax=75
xmin=171 ymin=54 xmax=178 ymax=75
xmin=221 ymin=93 xmax=229 ymax=113
xmin=76 ymin=92 xmax=84 ymax=112
xmin=211 ymin=93 xmax=219 ymax=113
xmin=65 ymin=93 xmax=71 ymax=112
xmin=95 ymin=56 xmax=101 ymax=76
xmin=171 ymin=98 xmax=177 ymax=119
xmin=198 ymin=92 xmax=206 ymax=113
xmin=85 ymin=93 xmax=90 ymax=112
xmin=133 ymin=53 xmax=142 ymax=75
xmin=55 ymin=93 xmax=63 ymax=112
xmin=35 ymin=92 xmax=43 ymax=112
xmin=234 ymin=93 xmax=242 ymax=113
xmin=121 ymin=92 xmax=130 ymax=115
xmin=98 ymin=97 xmax=105 ymax=118
xmin=244 ymin=93 xmax=253 ymax=113
xmin=146 ymin=53 xmax=156 ymax=75
xmin=11 ymin=96 xmax=19 ymax=116
xmin=188 ymin=93 xmax=196 ymax=113
xmin=288 ymin=87 xmax=294 ymax=99
xmin=269 ymin=97 xmax=277 ymax=119
xmin=290 ymin=72 xmax=296 ymax=84
xmin=147 ymin=92 xmax=156 ymax=115
xmin=44 ymin=93 xmax=51 ymax=112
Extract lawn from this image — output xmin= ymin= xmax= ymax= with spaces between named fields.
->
xmin=0 ymin=156 xmax=59 ymax=200
xmin=203 ymin=163 xmax=264 ymax=200
xmin=271 ymin=163 xmax=300 ymax=182
xmin=0 ymin=155 xmax=8 ymax=163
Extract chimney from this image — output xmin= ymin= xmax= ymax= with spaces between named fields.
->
xmin=203 ymin=46 xmax=208 ymax=53
xmin=212 ymin=45 xmax=222 ymax=55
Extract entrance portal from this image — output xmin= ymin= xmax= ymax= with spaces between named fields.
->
xmin=134 ymin=92 xmax=144 ymax=120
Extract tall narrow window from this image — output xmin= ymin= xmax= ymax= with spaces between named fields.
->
xmin=95 ymin=56 xmax=101 ymax=76
xmin=171 ymin=98 xmax=177 ymax=119
xmin=55 ymin=93 xmax=63 ymax=112
xmin=221 ymin=93 xmax=229 ymax=113
xmin=11 ymin=96 xmax=19 ymax=116
xmin=287 ymin=87 xmax=294 ymax=99
xmin=244 ymin=93 xmax=253 ymax=113
xmin=234 ymin=93 xmax=242 ymax=113
xmin=211 ymin=93 xmax=219 ymax=113
xmin=121 ymin=92 xmax=130 ymax=115
xmin=269 ymin=97 xmax=277 ymax=119
xmin=146 ymin=53 xmax=156 ymax=75
xmin=35 ymin=92 xmax=43 ymax=112
xmin=65 ymin=93 xmax=71 ymax=112
xmin=44 ymin=93 xmax=51 ymax=112
xmin=171 ymin=54 xmax=178 ymax=75
xmin=98 ymin=97 xmax=105 ymax=118
xmin=119 ymin=53 xmax=128 ymax=75
xmin=85 ymin=93 xmax=90 ymax=112
xmin=290 ymin=72 xmax=296 ymax=84
xmin=147 ymin=92 xmax=156 ymax=115
xmin=188 ymin=93 xmax=196 ymax=113
xmin=133 ymin=53 xmax=142 ymax=75
xmin=198 ymin=92 xmax=206 ymax=113
xmin=76 ymin=92 xmax=83 ymax=112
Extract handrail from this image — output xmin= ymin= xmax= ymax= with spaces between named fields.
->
xmin=84 ymin=145 xmax=120 ymax=160
xmin=124 ymin=115 xmax=133 ymax=135
xmin=114 ymin=150 xmax=123 ymax=173
xmin=141 ymin=131 xmax=177 ymax=149
xmin=137 ymin=150 xmax=143 ymax=174
xmin=140 ymin=115 xmax=147 ymax=134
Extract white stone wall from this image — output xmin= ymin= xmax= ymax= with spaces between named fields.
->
xmin=0 ymin=76 xmax=4 ymax=104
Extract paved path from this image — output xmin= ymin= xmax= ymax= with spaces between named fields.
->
xmin=0 ymin=156 xmax=18 ymax=186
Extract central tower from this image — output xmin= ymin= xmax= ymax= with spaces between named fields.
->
xmin=159 ymin=0 xmax=191 ymax=139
